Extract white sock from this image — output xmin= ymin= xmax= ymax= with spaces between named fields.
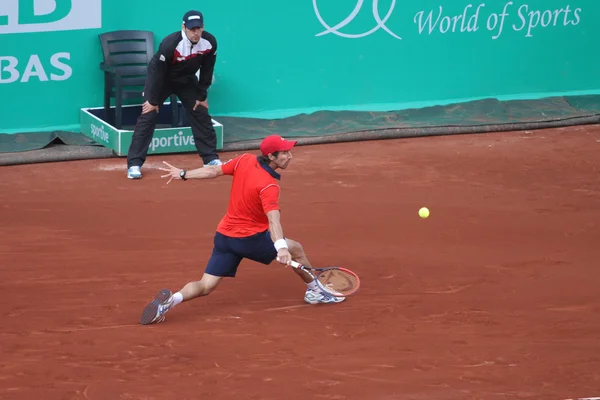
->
xmin=306 ymin=281 xmax=319 ymax=291
xmin=172 ymin=292 xmax=184 ymax=306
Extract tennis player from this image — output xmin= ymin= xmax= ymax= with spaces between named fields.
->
xmin=140 ymin=134 xmax=344 ymax=325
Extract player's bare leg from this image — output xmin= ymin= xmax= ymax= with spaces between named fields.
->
xmin=140 ymin=273 xmax=223 ymax=325
xmin=176 ymin=273 xmax=223 ymax=300
xmin=285 ymin=238 xmax=345 ymax=305
xmin=285 ymin=238 xmax=314 ymax=283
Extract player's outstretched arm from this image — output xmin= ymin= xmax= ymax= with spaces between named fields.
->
xmin=159 ymin=161 xmax=223 ymax=184
xmin=266 ymin=210 xmax=292 ymax=265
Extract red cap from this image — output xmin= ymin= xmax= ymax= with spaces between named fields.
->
xmin=259 ymin=135 xmax=297 ymax=156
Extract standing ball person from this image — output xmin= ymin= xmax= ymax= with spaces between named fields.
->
xmin=126 ymin=10 xmax=222 ymax=179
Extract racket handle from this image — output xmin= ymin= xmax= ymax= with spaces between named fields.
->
xmin=276 ymin=257 xmax=302 ymax=268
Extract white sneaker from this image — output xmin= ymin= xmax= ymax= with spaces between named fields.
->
xmin=204 ymin=159 xmax=222 ymax=167
xmin=140 ymin=289 xmax=174 ymax=325
xmin=127 ymin=166 xmax=142 ymax=179
xmin=304 ymin=288 xmax=345 ymax=305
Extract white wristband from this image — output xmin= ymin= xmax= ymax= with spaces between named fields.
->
xmin=274 ymin=239 xmax=288 ymax=251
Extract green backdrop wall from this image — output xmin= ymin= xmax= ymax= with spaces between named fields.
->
xmin=0 ymin=0 xmax=598 ymax=134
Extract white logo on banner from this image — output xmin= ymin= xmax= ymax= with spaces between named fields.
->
xmin=313 ymin=1 xmax=582 ymax=40
xmin=0 ymin=0 xmax=102 ymax=34
xmin=91 ymin=123 xmax=109 ymax=143
xmin=0 ymin=52 xmax=72 ymax=83
xmin=313 ymin=0 xmax=402 ymax=40
xmin=150 ymin=131 xmax=196 ymax=152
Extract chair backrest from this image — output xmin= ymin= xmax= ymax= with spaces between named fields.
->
xmin=99 ymin=30 xmax=155 ymax=89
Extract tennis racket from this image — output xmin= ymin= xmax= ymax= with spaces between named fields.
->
xmin=279 ymin=259 xmax=360 ymax=297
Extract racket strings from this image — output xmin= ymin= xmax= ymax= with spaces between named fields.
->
xmin=317 ymin=269 xmax=359 ymax=296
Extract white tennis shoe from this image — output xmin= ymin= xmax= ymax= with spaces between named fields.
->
xmin=203 ymin=159 xmax=222 ymax=167
xmin=304 ymin=288 xmax=345 ymax=305
xmin=127 ymin=166 xmax=142 ymax=179
xmin=140 ymin=289 xmax=174 ymax=325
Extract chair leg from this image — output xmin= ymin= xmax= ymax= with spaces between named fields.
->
xmin=104 ymin=92 xmax=110 ymax=124
xmin=104 ymin=73 xmax=112 ymax=125
xmin=115 ymin=86 xmax=123 ymax=130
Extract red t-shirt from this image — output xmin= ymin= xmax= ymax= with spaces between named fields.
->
xmin=216 ymin=154 xmax=281 ymax=238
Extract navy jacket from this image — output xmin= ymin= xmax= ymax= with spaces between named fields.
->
xmin=145 ymin=30 xmax=217 ymax=105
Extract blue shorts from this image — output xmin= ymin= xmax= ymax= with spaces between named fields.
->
xmin=204 ymin=230 xmax=278 ymax=277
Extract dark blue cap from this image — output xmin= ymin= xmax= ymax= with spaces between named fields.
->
xmin=183 ymin=10 xmax=204 ymax=29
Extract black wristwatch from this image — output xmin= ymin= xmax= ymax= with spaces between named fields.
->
xmin=179 ymin=169 xmax=187 ymax=181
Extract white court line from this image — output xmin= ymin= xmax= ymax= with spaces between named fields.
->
xmin=95 ymin=161 xmax=166 ymax=172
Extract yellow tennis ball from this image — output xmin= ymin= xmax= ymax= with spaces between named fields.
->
xmin=419 ymin=207 xmax=430 ymax=219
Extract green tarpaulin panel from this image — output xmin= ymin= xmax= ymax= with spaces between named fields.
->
xmin=1 ymin=95 xmax=599 ymax=166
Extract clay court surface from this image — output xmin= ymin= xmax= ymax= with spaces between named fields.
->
xmin=1 ymin=126 xmax=599 ymax=400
